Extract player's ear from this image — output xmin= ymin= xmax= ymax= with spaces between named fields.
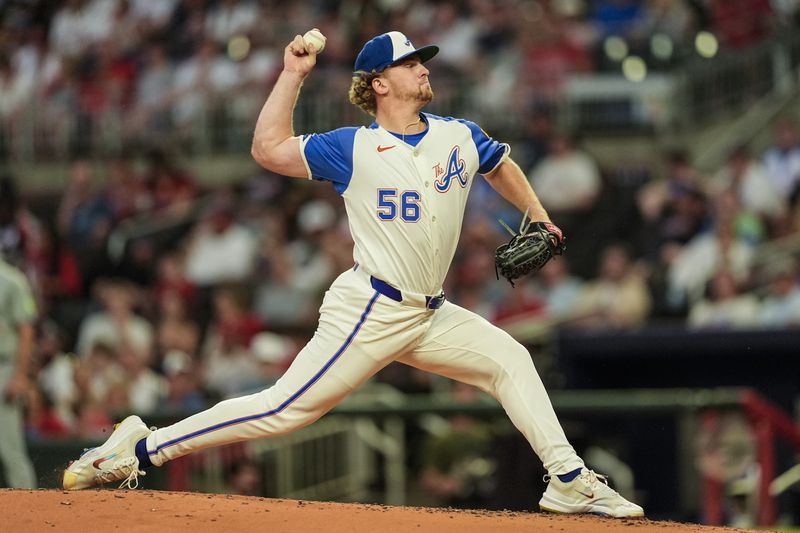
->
xmin=372 ymin=76 xmax=389 ymax=96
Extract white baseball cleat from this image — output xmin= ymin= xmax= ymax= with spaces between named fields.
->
xmin=62 ymin=415 xmax=151 ymax=490
xmin=539 ymin=468 xmax=645 ymax=518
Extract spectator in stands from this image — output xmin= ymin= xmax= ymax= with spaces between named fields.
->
xmin=527 ymin=132 xmax=602 ymax=266
xmin=516 ymin=106 xmax=555 ymax=175
xmin=519 ymin=9 xmax=593 ymax=105
xmin=638 ymin=150 xmax=703 ymax=231
xmin=131 ymin=43 xmax=175 ymax=139
xmin=141 ymin=148 xmax=197 ymax=214
xmin=712 ymin=188 xmax=767 ymax=246
xmin=762 ymin=120 xmax=800 ymax=199
xmin=163 ymin=0 xmax=207 ymax=60
xmin=155 ymin=288 xmax=200 ymax=362
xmin=48 ymin=0 xmax=92 ymax=60
xmin=572 ymin=243 xmax=652 ymax=330
xmin=449 ymin=222 xmax=504 ymax=320
xmin=27 ymin=387 xmax=72 ymax=440
xmin=73 ymin=341 xmax=127 ymax=435
xmin=13 ymin=25 xmax=63 ymax=104
xmin=705 ymin=0 xmax=775 ymax=49
xmin=667 ymin=214 xmax=756 ymax=308
xmin=531 ymin=257 xmax=586 ymax=322
xmin=75 ymin=279 xmax=154 ymax=362
xmin=184 ymin=194 xmax=258 ymax=287
xmin=128 ymin=0 xmax=179 ymax=31
xmin=492 ymin=278 xmax=545 ymax=325
xmin=687 ymin=269 xmax=760 ymax=329
xmin=654 ymin=185 xmax=708 ymax=254
xmin=35 ymin=320 xmax=78 ymax=432
xmin=529 ymin=133 xmax=602 ymax=214
xmin=0 ymin=54 xmax=32 ymax=157
xmin=253 ymin=218 xmax=317 ymax=328
xmin=201 ymin=285 xmax=264 ymax=398
xmin=170 ymin=39 xmax=238 ymax=145
xmin=707 ymin=145 xmax=783 ymax=224
xmin=230 ymin=31 xmax=281 ymax=127
xmin=204 ymin=0 xmax=259 ymax=46
xmin=107 ymin=0 xmax=148 ymax=54
xmin=430 ymin=3 xmax=480 ymax=72
xmin=528 ymin=132 xmax=602 ymax=216
xmin=759 ymin=257 xmax=800 ymax=328
xmin=155 ymin=250 xmax=196 ymax=306
xmin=161 ymin=349 xmax=205 ymax=412
xmin=118 ymin=345 xmax=166 ymax=415
xmin=285 ymin=199 xmax=339 ymax=295
xmin=57 ymin=160 xmax=116 ymax=284
xmin=105 ymin=155 xmax=154 ymax=220
xmin=36 ymin=224 xmax=83 ymax=330
xmin=469 ymin=3 xmax=520 ymax=114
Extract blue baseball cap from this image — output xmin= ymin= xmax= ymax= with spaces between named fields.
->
xmin=354 ymin=31 xmax=438 ymax=73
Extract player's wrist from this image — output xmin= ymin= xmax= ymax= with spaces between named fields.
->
xmin=532 ymin=221 xmax=563 ymax=242
xmin=281 ymin=68 xmax=308 ymax=82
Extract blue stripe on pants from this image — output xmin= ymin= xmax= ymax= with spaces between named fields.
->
xmin=150 ymin=291 xmax=381 ymax=455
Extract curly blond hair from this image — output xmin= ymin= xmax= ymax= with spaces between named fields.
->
xmin=348 ymin=71 xmax=379 ymax=116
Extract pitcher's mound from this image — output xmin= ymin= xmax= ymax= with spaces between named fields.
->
xmin=1 ymin=489 xmax=753 ymax=532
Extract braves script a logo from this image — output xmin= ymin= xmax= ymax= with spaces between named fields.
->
xmin=434 ymin=146 xmax=469 ymax=193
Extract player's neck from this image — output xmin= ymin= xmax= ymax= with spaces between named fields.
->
xmin=375 ymin=106 xmax=426 ymax=136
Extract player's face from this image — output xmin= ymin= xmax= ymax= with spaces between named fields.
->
xmin=382 ymin=56 xmax=434 ymax=106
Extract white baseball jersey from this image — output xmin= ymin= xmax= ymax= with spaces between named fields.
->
xmin=300 ymin=112 xmax=510 ymax=295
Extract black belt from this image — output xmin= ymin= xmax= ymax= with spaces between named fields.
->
xmin=353 ymin=264 xmax=445 ymax=310
xmin=370 ymin=276 xmax=446 ymax=310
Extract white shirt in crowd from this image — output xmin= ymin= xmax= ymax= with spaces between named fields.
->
xmin=76 ymin=312 xmax=154 ymax=359
xmin=529 ymin=151 xmax=601 ymax=212
xmin=185 ymin=224 xmax=257 ymax=286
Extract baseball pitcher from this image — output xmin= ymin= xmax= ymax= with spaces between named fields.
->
xmin=63 ymin=29 xmax=643 ymax=518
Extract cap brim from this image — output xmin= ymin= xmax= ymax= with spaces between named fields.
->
xmin=391 ymin=44 xmax=439 ymax=68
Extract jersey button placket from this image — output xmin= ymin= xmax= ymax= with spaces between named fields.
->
xmin=410 ymin=144 xmax=438 ymax=279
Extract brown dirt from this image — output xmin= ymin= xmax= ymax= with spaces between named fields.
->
xmin=1 ymin=489 xmax=758 ymax=533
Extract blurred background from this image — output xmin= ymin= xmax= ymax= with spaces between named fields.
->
xmin=1 ymin=0 xmax=800 ymax=529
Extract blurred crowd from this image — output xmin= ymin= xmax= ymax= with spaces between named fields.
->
xmin=0 ymin=0 xmax=798 ymax=158
xmin=0 ymin=0 xmax=799 ymax=450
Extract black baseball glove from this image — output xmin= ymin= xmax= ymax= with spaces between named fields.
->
xmin=494 ymin=212 xmax=565 ymax=287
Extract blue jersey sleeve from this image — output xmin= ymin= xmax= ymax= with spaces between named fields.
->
xmin=302 ymin=127 xmax=357 ymax=194
xmin=457 ymin=119 xmax=510 ymax=174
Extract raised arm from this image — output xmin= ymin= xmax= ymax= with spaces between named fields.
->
xmin=483 ymin=158 xmax=552 ymax=223
xmin=251 ymin=32 xmax=321 ymax=178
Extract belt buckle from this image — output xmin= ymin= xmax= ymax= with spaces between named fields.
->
xmin=426 ymin=293 xmax=445 ymax=310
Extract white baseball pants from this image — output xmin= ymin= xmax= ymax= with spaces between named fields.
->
xmin=145 ymin=267 xmax=584 ymax=475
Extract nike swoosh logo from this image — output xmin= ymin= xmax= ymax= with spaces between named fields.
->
xmin=92 ymin=453 xmax=117 ymax=470
xmin=377 ymin=145 xmax=396 ymax=152
xmin=575 ymin=489 xmax=594 ymax=499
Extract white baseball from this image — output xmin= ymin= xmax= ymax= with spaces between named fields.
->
xmin=303 ymin=29 xmax=326 ymax=53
